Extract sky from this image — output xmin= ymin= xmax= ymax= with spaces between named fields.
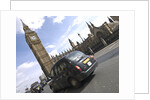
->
xmin=16 ymin=15 xmax=109 ymax=93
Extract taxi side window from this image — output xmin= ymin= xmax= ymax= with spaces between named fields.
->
xmin=60 ymin=62 xmax=67 ymax=71
xmin=57 ymin=65 xmax=62 ymax=74
xmin=50 ymin=68 xmax=55 ymax=77
xmin=54 ymin=65 xmax=59 ymax=76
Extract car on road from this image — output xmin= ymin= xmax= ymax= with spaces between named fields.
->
xmin=40 ymin=79 xmax=47 ymax=87
xmin=30 ymin=81 xmax=43 ymax=93
xmin=48 ymin=51 xmax=97 ymax=92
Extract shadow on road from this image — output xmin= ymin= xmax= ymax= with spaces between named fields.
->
xmin=57 ymin=74 xmax=96 ymax=93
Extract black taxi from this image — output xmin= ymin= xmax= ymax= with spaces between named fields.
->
xmin=48 ymin=51 xmax=97 ymax=92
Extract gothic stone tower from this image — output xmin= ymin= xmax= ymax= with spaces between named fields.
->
xmin=21 ymin=20 xmax=53 ymax=77
xmin=68 ymin=38 xmax=75 ymax=48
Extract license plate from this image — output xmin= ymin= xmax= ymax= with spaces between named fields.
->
xmin=83 ymin=58 xmax=90 ymax=64
xmin=87 ymin=61 xmax=92 ymax=66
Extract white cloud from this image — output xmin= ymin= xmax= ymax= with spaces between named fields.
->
xmin=68 ymin=33 xmax=79 ymax=42
xmin=16 ymin=18 xmax=24 ymax=34
xmin=59 ymin=16 xmax=85 ymax=44
xmin=53 ymin=16 xmax=65 ymax=23
xmin=72 ymin=16 xmax=85 ymax=26
xmin=16 ymin=61 xmax=43 ymax=93
xmin=91 ymin=16 xmax=108 ymax=27
xmin=16 ymin=15 xmax=48 ymax=34
xmin=16 ymin=15 xmax=66 ymax=34
xmin=49 ymin=49 xmax=59 ymax=56
xmin=79 ymin=28 xmax=89 ymax=38
xmin=66 ymin=28 xmax=89 ymax=45
xmin=46 ymin=44 xmax=56 ymax=49
xmin=62 ymin=16 xmax=85 ymax=37
xmin=56 ymin=16 xmax=105 ymax=52
xmin=56 ymin=16 xmax=87 ymax=40
xmin=69 ymin=16 xmax=108 ymax=39
xmin=16 ymin=61 xmax=38 ymax=73
xmin=58 ymin=16 xmax=108 ymax=49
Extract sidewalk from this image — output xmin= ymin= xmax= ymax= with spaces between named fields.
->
xmin=94 ymin=40 xmax=119 ymax=59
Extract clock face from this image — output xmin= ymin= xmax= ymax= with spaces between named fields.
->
xmin=30 ymin=35 xmax=37 ymax=40
xmin=25 ymin=29 xmax=32 ymax=33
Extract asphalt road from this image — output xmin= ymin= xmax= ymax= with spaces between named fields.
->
xmin=42 ymin=40 xmax=119 ymax=93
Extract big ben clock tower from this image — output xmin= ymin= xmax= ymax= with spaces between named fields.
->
xmin=21 ymin=20 xmax=54 ymax=77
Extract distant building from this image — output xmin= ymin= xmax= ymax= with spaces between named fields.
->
xmin=21 ymin=16 xmax=119 ymax=77
xmin=69 ymin=16 xmax=119 ymax=54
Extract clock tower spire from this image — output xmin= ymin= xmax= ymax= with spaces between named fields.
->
xmin=20 ymin=19 xmax=32 ymax=34
xmin=21 ymin=20 xmax=54 ymax=77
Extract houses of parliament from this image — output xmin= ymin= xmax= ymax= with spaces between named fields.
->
xmin=21 ymin=16 xmax=119 ymax=77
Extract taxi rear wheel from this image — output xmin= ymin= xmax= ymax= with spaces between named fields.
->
xmin=69 ymin=78 xmax=81 ymax=88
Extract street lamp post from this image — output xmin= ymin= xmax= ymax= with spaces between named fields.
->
xmin=78 ymin=33 xmax=84 ymax=42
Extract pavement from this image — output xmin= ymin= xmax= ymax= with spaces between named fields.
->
xmin=42 ymin=40 xmax=119 ymax=93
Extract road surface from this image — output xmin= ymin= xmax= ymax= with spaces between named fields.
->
xmin=42 ymin=40 xmax=119 ymax=93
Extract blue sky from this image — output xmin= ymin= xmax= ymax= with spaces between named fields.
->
xmin=16 ymin=15 xmax=109 ymax=93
